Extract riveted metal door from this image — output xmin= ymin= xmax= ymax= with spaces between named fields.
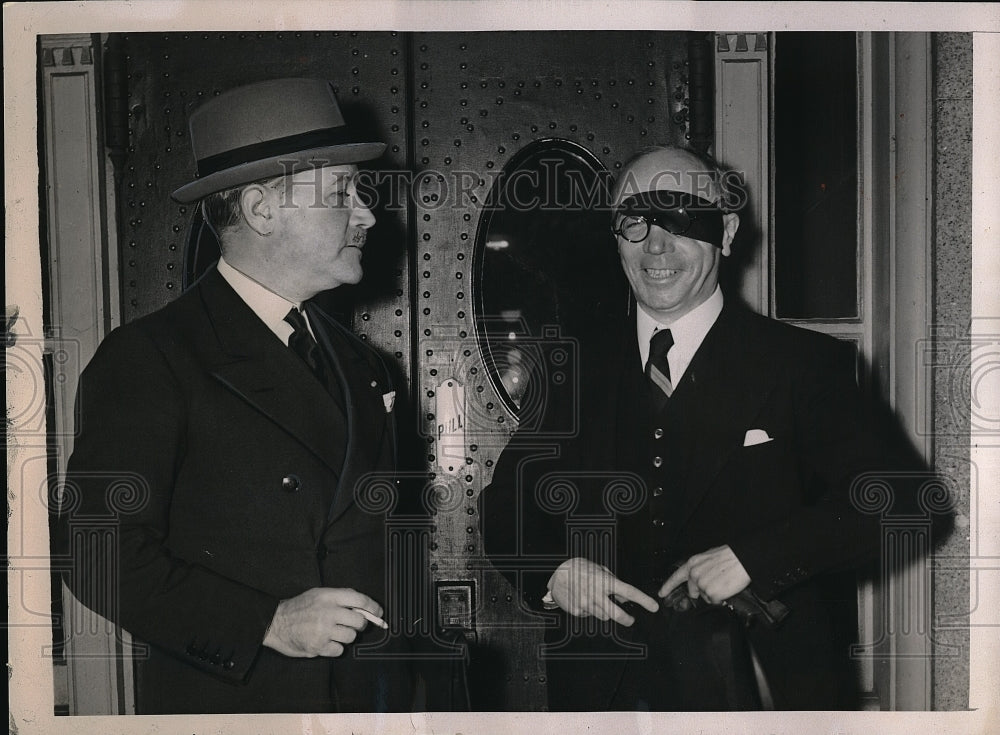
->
xmin=114 ymin=31 xmax=413 ymax=379
xmin=410 ymin=31 xmax=690 ymax=710
xmin=94 ymin=30 xmax=693 ymax=712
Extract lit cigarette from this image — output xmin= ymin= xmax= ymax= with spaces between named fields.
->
xmin=354 ymin=608 xmax=388 ymax=629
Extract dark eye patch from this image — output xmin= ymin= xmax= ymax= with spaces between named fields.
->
xmin=615 ymin=190 xmax=725 ymax=246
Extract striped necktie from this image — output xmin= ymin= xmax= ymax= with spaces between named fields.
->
xmin=646 ymin=328 xmax=674 ymax=410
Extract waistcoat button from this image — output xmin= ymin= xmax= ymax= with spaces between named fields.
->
xmin=652 ymin=486 xmax=663 ymax=497
xmin=653 ymin=456 xmax=663 ymax=468
xmin=653 ymin=428 xmax=664 ymax=439
xmin=281 ymin=475 xmax=301 ymax=493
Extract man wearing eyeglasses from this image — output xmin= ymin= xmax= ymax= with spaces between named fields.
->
xmin=481 ymin=145 xmax=937 ymax=711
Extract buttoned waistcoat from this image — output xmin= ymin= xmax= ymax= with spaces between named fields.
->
xmin=482 ymin=303 xmax=930 ymax=710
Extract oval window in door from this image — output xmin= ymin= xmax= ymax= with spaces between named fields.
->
xmin=472 ymin=138 xmax=626 ymax=424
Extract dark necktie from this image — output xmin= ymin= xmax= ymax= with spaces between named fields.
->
xmin=284 ymin=306 xmax=326 ymax=386
xmin=646 ymin=328 xmax=674 ymax=410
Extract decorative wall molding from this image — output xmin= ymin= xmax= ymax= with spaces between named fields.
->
xmin=39 ymin=32 xmax=131 ymax=716
xmin=714 ymin=31 xmax=770 ymax=314
xmin=717 ymin=33 xmax=768 ymax=54
xmin=41 ymin=46 xmax=93 ymax=67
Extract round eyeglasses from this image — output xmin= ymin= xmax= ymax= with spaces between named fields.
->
xmin=611 ymin=214 xmax=680 ymax=243
xmin=611 ymin=192 xmax=726 ymax=247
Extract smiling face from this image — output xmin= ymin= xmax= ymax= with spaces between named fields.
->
xmin=613 ymin=148 xmax=739 ymax=323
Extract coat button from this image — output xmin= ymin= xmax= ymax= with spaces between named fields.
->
xmin=653 ymin=428 xmax=664 ymax=439
xmin=652 ymin=486 xmax=663 ymax=497
xmin=281 ymin=475 xmax=301 ymax=493
xmin=652 ymin=456 xmax=663 ymax=468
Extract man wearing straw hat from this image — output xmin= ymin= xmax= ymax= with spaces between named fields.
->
xmin=62 ymin=78 xmax=413 ymax=713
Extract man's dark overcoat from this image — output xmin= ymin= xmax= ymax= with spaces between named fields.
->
xmin=64 ymin=266 xmax=411 ymax=713
xmin=482 ymin=302 xmax=928 ymax=710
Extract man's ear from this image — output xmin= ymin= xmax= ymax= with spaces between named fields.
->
xmin=720 ymin=212 xmax=740 ymax=257
xmin=240 ymin=184 xmax=273 ymax=237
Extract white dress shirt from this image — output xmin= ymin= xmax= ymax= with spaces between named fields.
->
xmin=636 ymin=285 xmax=724 ymax=384
xmin=216 ymin=256 xmax=313 ymax=345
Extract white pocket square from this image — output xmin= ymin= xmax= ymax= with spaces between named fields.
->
xmin=382 ymin=390 xmax=396 ymax=414
xmin=743 ymin=428 xmax=773 ymax=447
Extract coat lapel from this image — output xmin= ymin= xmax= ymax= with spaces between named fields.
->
xmin=611 ymin=317 xmax=650 ymax=479
xmin=665 ymin=305 xmax=780 ymax=528
xmin=197 ymin=269 xmax=349 ymax=477
xmin=576 ymin=314 xmax=641 ymax=479
xmin=306 ymin=303 xmax=391 ymax=524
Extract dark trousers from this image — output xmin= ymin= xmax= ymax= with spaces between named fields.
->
xmin=608 ymin=605 xmax=763 ymax=711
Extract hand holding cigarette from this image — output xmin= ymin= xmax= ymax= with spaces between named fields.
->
xmin=352 ymin=607 xmax=389 ymax=630
xmin=263 ymin=587 xmax=387 ymax=657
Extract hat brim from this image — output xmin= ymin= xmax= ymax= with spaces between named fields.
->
xmin=170 ymin=141 xmax=386 ymax=203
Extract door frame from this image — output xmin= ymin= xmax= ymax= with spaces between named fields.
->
xmin=715 ymin=30 xmax=935 ymax=710
xmin=37 ymin=32 xmax=137 ymax=716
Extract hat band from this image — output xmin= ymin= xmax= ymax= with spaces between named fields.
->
xmin=196 ymin=126 xmax=367 ymax=178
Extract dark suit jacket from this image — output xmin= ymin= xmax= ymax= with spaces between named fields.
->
xmin=61 ymin=267 xmax=412 ymax=713
xmin=481 ymin=302 xmax=932 ymax=710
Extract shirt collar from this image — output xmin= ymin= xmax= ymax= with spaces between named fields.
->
xmin=636 ymin=285 xmax=724 ymax=366
xmin=216 ymin=256 xmax=301 ymax=343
